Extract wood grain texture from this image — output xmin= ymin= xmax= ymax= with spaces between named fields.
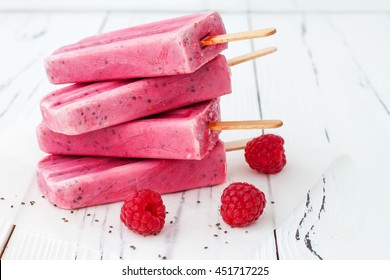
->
xmin=208 ymin=120 xmax=283 ymax=130
xmin=1 ymin=1 xmax=389 ymax=12
xmin=201 ymin=27 xmax=276 ymax=46
xmin=227 ymin=47 xmax=277 ymax=67
xmin=251 ymin=13 xmax=390 ymax=259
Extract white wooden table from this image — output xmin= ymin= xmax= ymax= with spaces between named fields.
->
xmin=1 ymin=0 xmax=390 ymax=260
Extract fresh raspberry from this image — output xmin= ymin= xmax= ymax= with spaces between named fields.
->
xmin=244 ymin=134 xmax=286 ymax=174
xmin=120 ymin=189 xmax=166 ymax=236
xmin=220 ymin=182 xmax=266 ymax=227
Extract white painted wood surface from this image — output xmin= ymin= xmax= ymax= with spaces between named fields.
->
xmin=1 ymin=1 xmax=390 ymax=260
xmin=1 ymin=0 xmax=390 ymax=12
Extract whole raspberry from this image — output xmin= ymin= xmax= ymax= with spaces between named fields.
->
xmin=120 ymin=189 xmax=166 ymax=236
xmin=244 ymin=134 xmax=286 ymax=174
xmin=220 ymin=182 xmax=266 ymax=227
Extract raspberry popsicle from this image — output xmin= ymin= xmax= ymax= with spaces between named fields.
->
xmin=45 ymin=11 xmax=227 ymax=84
xmin=40 ymin=54 xmax=231 ymax=135
xmin=37 ymin=99 xmax=221 ymax=160
xmin=37 ymin=141 xmax=227 ymax=209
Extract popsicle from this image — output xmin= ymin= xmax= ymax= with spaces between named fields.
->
xmin=45 ymin=11 xmax=227 ymax=84
xmin=37 ymin=141 xmax=227 ymax=210
xmin=40 ymin=54 xmax=232 ymax=135
xmin=37 ymin=98 xmax=283 ymax=160
xmin=38 ymin=99 xmax=222 ymax=160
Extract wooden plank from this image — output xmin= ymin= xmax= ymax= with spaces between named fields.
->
xmin=250 ymin=12 xmax=390 ymax=259
xmin=1 ymin=0 xmax=389 ymax=12
xmin=248 ymin=0 xmax=390 ymax=12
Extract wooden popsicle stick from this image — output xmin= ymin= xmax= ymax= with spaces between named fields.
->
xmin=224 ymin=138 xmax=253 ymax=152
xmin=227 ymin=47 xmax=277 ymax=67
xmin=208 ymin=120 xmax=283 ymax=131
xmin=201 ymin=27 xmax=276 ymax=47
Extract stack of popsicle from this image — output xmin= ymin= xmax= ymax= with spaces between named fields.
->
xmin=36 ymin=11 xmax=280 ymax=209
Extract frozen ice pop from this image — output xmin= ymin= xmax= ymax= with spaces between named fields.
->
xmin=45 ymin=11 xmax=227 ymax=84
xmin=40 ymin=55 xmax=231 ymax=135
xmin=37 ymin=99 xmax=221 ymax=160
xmin=36 ymin=141 xmax=226 ymax=209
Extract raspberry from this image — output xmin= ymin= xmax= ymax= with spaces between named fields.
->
xmin=244 ymin=134 xmax=286 ymax=174
xmin=120 ymin=189 xmax=166 ymax=236
xmin=220 ymin=182 xmax=266 ymax=227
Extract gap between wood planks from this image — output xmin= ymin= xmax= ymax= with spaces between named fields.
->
xmin=246 ymin=12 xmax=280 ymax=260
xmin=0 ymin=224 xmax=16 ymax=259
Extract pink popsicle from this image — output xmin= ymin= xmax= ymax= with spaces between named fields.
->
xmin=40 ymin=55 xmax=231 ymax=135
xmin=45 ymin=11 xmax=227 ymax=84
xmin=37 ymin=141 xmax=226 ymax=209
xmin=37 ymin=99 xmax=221 ymax=160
